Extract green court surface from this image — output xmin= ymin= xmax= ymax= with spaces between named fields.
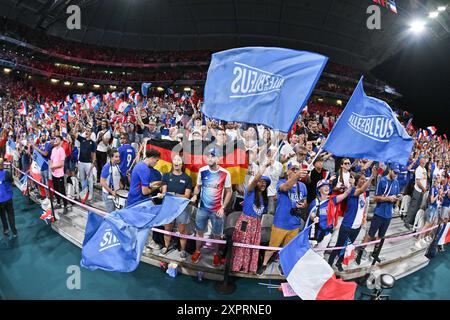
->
xmin=1 ymin=189 xmax=448 ymax=300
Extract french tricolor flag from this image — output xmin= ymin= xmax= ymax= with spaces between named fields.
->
xmin=438 ymin=223 xmax=450 ymax=246
xmin=427 ymin=126 xmax=437 ymax=135
xmin=280 ymin=230 xmax=357 ymax=300
xmin=342 ymin=244 xmax=356 ymax=266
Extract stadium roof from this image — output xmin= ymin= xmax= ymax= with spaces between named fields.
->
xmin=1 ymin=0 xmax=449 ymax=71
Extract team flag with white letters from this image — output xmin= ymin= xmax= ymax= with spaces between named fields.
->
xmin=202 ymin=47 xmax=328 ymax=133
xmin=323 ymin=77 xmax=414 ymax=165
xmin=81 ymin=195 xmax=189 ymax=272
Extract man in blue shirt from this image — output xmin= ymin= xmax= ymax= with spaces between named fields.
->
xmin=0 ymin=158 xmax=17 ymax=237
xmin=127 ymin=148 xmax=162 ymax=207
xmin=257 ymin=162 xmax=308 ymax=275
xmin=356 ymin=164 xmax=401 ymax=264
xmin=117 ymin=133 xmax=136 ymax=187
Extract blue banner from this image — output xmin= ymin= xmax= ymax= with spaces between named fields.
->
xmin=323 ymin=77 xmax=413 ymax=165
xmin=80 ymin=195 xmax=189 ymax=272
xmin=202 ymin=47 xmax=328 ymax=133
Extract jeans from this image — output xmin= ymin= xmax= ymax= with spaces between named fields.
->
xmin=102 ymin=192 xmax=116 ymax=213
xmin=78 ymin=162 xmax=94 ymax=199
xmin=327 ymin=225 xmax=361 ymax=265
xmin=0 ymin=199 xmax=16 ymax=234
xmin=406 ymin=189 xmax=424 ymax=225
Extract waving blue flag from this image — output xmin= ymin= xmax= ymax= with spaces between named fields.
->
xmin=202 ymin=47 xmax=328 ymax=133
xmin=32 ymin=149 xmax=47 ymax=170
xmin=141 ymin=82 xmax=152 ymax=97
xmin=80 ymin=194 xmax=189 ymax=272
xmin=323 ymin=77 xmax=413 ymax=165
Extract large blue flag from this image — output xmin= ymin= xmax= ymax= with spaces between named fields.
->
xmin=323 ymin=77 xmax=413 ymax=165
xmin=202 ymin=47 xmax=328 ymax=133
xmin=32 ymin=149 xmax=47 ymax=170
xmin=80 ymin=194 xmax=189 ymax=272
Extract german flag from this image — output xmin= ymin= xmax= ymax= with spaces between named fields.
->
xmin=146 ymin=139 xmax=248 ymax=185
xmin=145 ymin=139 xmax=180 ymax=174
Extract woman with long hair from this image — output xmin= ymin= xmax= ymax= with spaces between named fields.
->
xmin=232 ymin=162 xmax=271 ymax=274
xmin=157 ymin=154 xmax=193 ymax=260
xmin=332 ymin=158 xmax=353 ymax=217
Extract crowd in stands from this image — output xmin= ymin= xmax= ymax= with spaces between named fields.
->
xmin=0 ymin=66 xmax=448 ymax=276
xmin=0 ymin=18 xmax=211 ymax=64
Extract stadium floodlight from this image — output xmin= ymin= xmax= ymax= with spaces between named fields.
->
xmin=429 ymin=11 xmax=439 ymax=18
xmin=93 ymin=84 xmax=100 ymax=89
xmin=3 ymin=68 xmax=12 ymax=74
xmin=64 ymin=81 xmax=71 ymax=86
xmin=50 ymin=79 xmax=59 ymax=83
xmin=157 ymin=87 xmax=164 ymax=92
xmin=409 ymin=20 xmax=426 ymax=33
xmin=438 ymin=6 xmax=446 ymax=11
xmin=184 ymin=87 xmax=191 ymax=92
xmin=109 ymin=85 xmax=117 ymax=90
xmin=77 ymin=82 xmax=84 ymax=87
xmin=336 ymin=99 xmax=343 ymax=106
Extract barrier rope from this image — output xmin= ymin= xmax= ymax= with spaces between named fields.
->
xmin=8 ymin=163 xmax=440 ymax=252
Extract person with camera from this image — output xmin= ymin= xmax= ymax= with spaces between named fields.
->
xmin=232 ymin=161 xmax=271 ymax=274
xmin=307 ymin=178 xmax=353 ymax=257
xmin=328 ymin=167 xmax=377 ymax=271
xmin=356 ymin=164 xmax=402 ymax=264
xmin=257 ymin=162 xmax=308 ymax=275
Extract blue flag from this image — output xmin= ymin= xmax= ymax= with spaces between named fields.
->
xmin=202 ymin=47 xmax=328 ymax=133
xmin=7 ymin=139 xmax=16 ymax=151
xmin=141 ymin=82 xmax=152 ymax=97
xmin=32 ymin=149 xmax=47 ymax=170
xmin=80 ymin=195 xmax=189 ymax=272
xmin=323 ymin=77 xmax=413 ymax=165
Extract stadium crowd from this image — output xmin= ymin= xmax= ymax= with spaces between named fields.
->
xmin=0 ymin=73 xmax=448 ymax=275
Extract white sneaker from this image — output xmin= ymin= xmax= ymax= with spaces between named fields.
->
xmin=415 ymin=240 xmax=423 ymax=249
xmin=147 ymin=239 xmax=161 ymax=250
xmin=425 ymin=236 xmax=433 ymax=243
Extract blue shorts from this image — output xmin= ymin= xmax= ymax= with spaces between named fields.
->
xmin=175 ymin=206 xmax=191 ymax=225
xmin=426 ymin=206 xmax=438 ymax=223
xmin=195 ymin=207 xmax=224 ymax=236
xmin=368 ymin=215 xmax=391 ymax=238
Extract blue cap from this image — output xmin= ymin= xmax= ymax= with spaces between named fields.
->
xmin=287 ymin=161 xmax=300 ymax=170
xmin=390 ymin=163 xmax=400 ymax=174
xmin=260 ymin=175 xmax=271 ymax=187
xmin=316 ymin=179 xmax=331 ymax=194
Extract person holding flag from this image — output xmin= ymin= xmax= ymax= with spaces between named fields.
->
xmin=327 ymin=167 xmax=377 ymax=271
xmin=0 ymin=158 xmax=17 ymax=237
xmin=307 ymin=178 xmax=353 ymax=257
xmin=355 ymin=164 xmax=402 ymax=264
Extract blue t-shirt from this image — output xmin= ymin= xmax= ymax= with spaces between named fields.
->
xmin=118 ymin=144 xmax=136 ymax=177
xmin=127 ymin=162 xmax=161 ymax=206
xmin=308 ymin=197 xmax=337 ymax=232
xmin=374 ymin=176 xmax=400 ymax=219
xmin=397 ymin=163 xmax=410 ymax=186
xmin=242 ymin=189 xmax=267 ymax=218
xmin=429 ymin=186 xmax=440 ymax=209
xmin=0 ymin=170 xmax=13 ymax=203
xmin=273 ymin=179 xmax=307 ymax=230
xmin=443 ymin=184 xmax=450 ymax=208
xmin=342 ymin=187 xmax=366 ymax=229
xmin=39 ymin=142 xmax=52 ymax=171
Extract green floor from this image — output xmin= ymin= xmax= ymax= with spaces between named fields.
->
xmin=1 ymin=188 xmax=449 ymax=300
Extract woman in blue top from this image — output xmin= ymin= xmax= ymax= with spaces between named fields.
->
xmin=232 ymin=161 xmax=271 ymax=274
xmin=415 ymin=178 xmax=443 ymax=248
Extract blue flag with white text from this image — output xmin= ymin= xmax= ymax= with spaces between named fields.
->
xmin=323 ymin=77 xmax=413 ymax=165
xmin=202 ymin=47 xmax=328 ymax=133
xmin=80 ymin=195 xmax=189 ymax=272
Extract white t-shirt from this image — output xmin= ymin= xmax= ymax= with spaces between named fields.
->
xmin=96 ymin=130 xmax=111 ymax=152
xmin=336 ymin=171 xmax=351 ymax=189
xmin=225 ymin=129 xmax=237 ymax=141
xmin=101 ymin=163 xmax=121 ymax=194
xmin=414 ymin=166 xmax=428 ymax=193
xmin=280 ymin=142 xmax=295 ymax=160
xmin=263 ymin=161 xmax=283 ymax=197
